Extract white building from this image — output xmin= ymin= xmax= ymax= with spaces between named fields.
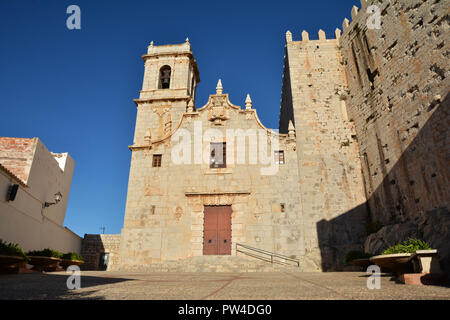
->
xmin=0 ymin=137 xmax=81 ymax=253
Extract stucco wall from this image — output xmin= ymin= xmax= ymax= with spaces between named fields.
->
xmin=0 ymin=138 xmax=81 ymax=253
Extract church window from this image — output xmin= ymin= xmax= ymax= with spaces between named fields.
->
xmin=210 ymin=142 xmax=226 ymax=168
xmin=152 ymin=154 xmax=162 ymax=167
xmin=158 ymin=65 xmax=171 ymax=89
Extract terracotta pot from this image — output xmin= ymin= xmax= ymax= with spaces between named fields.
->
xmin=28 ymin=256 xmax=62 ymax=272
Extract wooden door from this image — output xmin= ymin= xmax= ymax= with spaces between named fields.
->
xmin=203 ymin=206 xmax=232 ymax=255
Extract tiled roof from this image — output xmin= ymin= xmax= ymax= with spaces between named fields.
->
xmin=0 ymin=162 xmax=28 ymax=186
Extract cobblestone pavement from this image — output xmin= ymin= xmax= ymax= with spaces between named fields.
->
xmin=0 ymin=271 xmax=449 ymax=300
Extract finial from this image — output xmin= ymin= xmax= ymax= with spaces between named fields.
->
xmin=245 ymin=94 xmax=252 ymax=110
xmin=285 ymin=30 xmax=292 ymax=43
xmin=187 ymin=99 xmax=194 ymax=112
xmin=301 ymin=30 xmax=309 ymax=42
xmin=351 ymin=6 xmax=359 ymax=20
xmin=150 ymin=41 xmax=154 ymax=47
xmin=185 ymin=37 xmax=190 ymax=43
xmin=288 ymin=120 xmax=295 ymax=137
xmin=318 ymin=29 xmax=326 ymax=40
xmin=342 ymin=18 xmax=349 ymax=31
xmin=335 ymin=28 xmax=341 ymax=40
xmin=216 ymin=79 xmax=223 ymax=94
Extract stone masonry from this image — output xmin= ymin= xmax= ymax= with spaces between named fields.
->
xmin=338 ymin=0 xmax=450 ymax=276
xmin=281 ymin=28 xmax=368 ymax=271
xmin=97 ymin=0 xmax=449 ymax=273
xmin=80 ymin=234 xmax=121 ymax=270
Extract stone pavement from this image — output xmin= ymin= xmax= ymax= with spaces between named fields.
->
xmin=0 ymin=271 xmax=449 ymax=300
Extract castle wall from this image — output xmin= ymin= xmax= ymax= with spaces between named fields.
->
xmin=339 ymin=0 xmax=450 ymax=274
xmin=281 ymin=30 xmax=368 ymax=270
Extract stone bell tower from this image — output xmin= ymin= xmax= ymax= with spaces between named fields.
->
xmin=132 ymin=38 xmax=200 ymax=145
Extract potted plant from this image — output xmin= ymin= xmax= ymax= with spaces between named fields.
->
xmin=60 ymin=252 xmax=84 ymax=269
xmin=370 ymin=238 xmax=431 ymax=274
xmin=27 ymin=248 xmax=63 ymax=272
xmin=0 ymin=240 xmax=29 ymax=274
xmin=344 ymin=250 xmax=372 ymax=269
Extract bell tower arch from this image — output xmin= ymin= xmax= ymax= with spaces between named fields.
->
xmin=132 ymin=38 xmax=200 ymax=145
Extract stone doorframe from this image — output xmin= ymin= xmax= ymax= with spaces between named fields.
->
xmin=185 ymin=191 xmax=250 ymax=257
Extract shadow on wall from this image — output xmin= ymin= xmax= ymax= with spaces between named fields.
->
xmin=80 ymin=234 xmax=106 ymax=271
xmin=317 ymin=93 xmax=450 ymax=276
xmin=0 ymin=273 xmax=132 ymax=299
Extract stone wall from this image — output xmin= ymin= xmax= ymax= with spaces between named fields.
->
xmin=339 ymin=0 xmax=450 ymax=275
xmin=80 ymin=234 xmax=121 ymax=270
xmin=281 ymin=30 xmax=368 ymax=270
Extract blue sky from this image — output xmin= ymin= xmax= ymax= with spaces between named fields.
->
xmin=0 ymin=0 xmax=359 ymax=236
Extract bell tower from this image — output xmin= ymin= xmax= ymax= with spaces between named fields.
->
xmin=132 ymin=38 xmax=200 ymax=146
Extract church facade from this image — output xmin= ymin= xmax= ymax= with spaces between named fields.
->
xmin=96 ymin=0 xmax=449 ymax=273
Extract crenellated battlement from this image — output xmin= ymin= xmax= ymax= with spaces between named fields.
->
xmin=341 ymin=0 xmax=371 ymax=34
xmin=285 ymin=28 xmax=342 ymax=43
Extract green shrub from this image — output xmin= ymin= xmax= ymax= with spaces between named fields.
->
xmin=62 ymin=252 xmax=84 ymax=262
xmin=344 ymin=250 xmax=372 ymax=265
xmin=0 ymin=239 xmax=29 ymax=262
xmin=364 ymin=220 xmax=383 ymax=236
xmin=27 ymin=248 xmax=63 ymax=258
xmin=382 ymin=238 xmax=431 ymax=255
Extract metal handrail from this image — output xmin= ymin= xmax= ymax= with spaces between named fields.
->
xmin=236 ymin=243 xmax=300 ymax=267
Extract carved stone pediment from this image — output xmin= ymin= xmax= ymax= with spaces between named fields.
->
xmin=208 ymin=95 xmax=229 ymax=125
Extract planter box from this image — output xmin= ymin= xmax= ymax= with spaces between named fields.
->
xmin=0 ymin=255 xmax=25 ymax=274
xmin=60 ymin=259 xmax=84 ymax=270
xmin=28 ymin=256 xmax=62 ymax=272
xmin=369 ymin=253 xmax=414 ymax=274
xmin=409 ymin=250 xmax=443 ymax=274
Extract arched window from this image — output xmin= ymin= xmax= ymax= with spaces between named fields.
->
xmin=159 ymin=65 xmax=171 ymax=89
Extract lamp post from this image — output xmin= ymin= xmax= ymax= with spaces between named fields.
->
xmin=43 ymin=192 xmax=63 ymax=208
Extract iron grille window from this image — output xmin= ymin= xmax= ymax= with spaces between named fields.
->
xmin=152 ymin=154 xmax=162 ymax=167
xmin=275 ymin=150 xmax=285 ymax=164
xmin=210 ymin=142 xmax=226 ymax=168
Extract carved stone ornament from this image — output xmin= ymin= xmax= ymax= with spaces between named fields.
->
xmin=208 ymin=95 xmax=229 ymax=125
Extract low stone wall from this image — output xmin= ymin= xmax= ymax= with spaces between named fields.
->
xmin=80 ymin=234 xmax=120 ymax=270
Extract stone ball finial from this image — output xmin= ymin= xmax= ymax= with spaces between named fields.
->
xmin=216 ymin=79 xmax=223 ymax=94
xmin=245 ymin=94 xmax=252 ymax=110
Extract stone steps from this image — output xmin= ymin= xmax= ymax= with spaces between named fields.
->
xmin=114 ymin=254 xmax=301 ymax=272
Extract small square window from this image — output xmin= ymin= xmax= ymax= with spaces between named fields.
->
xmin=275 ymin=151 xmax=285 ymax=164
xmin=210 ymin=142 xmax=226 ymax=168
xmin=152 ymin=154 xmax=162 ymax=167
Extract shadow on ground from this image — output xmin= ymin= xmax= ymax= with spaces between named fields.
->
xmin=0 ymin=272 xmax=133 ymax=300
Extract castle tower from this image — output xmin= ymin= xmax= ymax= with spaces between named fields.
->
xmin=280 ymin=30 xmax=368 ymax=270
xmin=133 ymin=39 xmax=200 ymax=145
